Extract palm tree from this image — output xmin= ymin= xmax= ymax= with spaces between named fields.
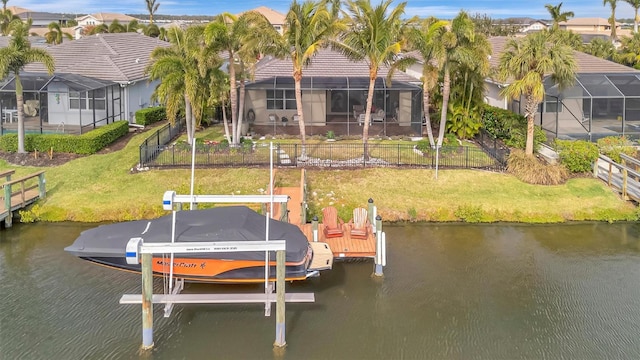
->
xmin=248 ymin=0 xmax=340 ymax=158
xmin=205 ymin=12 xmax=269 ymax=145
xmin=617 ymin=32 xmax=640 ymax=68
xmin=437 ymin=11 xmax=490 ymax=148
xmin=405 ymin=17 xmax=447 ymax=145
xmin=0 ymin=19 xmax=55 ymax=153
xmin=44 ymin=22 xmax=72 ymax=44
xmin=148 ymin=26 xmax=221 ymax=144
xmin=498 ymin=31 xmax=576 ymax=155
xmin=108 ymin=19 xmax=125 ymax=33
xmin=146 ymin=0 xmax=160 ymax=25
xmin=604 ymin=0 xmax=618 ymax=40
xmin=0 ymin=7 xmax=19 ymax=35
xmin=334 ymin=0 xmax=407 ymax=157
xmin=545 ymin=3 xmax=575 ymax=31
xmin=624 ymin=0 xmax=640 ymax=32
xmin=585 ymin=37 xmax=616 ymax=59
xmin=1 ymin=0 xmax=7 ymax=12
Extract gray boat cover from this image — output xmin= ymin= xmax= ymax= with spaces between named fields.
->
xmin=65 ymin=206 xmax=309 ymax=262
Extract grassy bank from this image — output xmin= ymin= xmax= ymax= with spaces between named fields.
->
xmin=4 ymin=125 xmax=637 ymax=224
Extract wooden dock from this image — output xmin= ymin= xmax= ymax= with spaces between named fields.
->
xmin=273 ymin=169 xmax=377 ymax=259
xmin=0 ymin=169 xmax=46 ymax=227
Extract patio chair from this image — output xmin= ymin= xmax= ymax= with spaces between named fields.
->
xmin=348 ymin=207 xmax=370 ymax=239
xmin=371 ymin=109 xmax=385 ymax=123
xmin=322 ymin=206 xmax=345 ymax=238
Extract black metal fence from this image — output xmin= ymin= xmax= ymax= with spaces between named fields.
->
xmin=138 ymin=120 xmax=184 ymax=166
xmin=140 ymin=139 xmax=508 ymax=171
xmin=475 ymin=129 xmax=510 ymax=167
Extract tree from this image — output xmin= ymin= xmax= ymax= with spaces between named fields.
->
xmin=0 ymin=7 xmax=19 ymax=35
xmin=624 ymin=0 xmax=640 ymax=32
xmin=108 ymin=19 xmax=125 ymax=33
xmin=0 ymin=19 xmax=55 ymax=153
xmin=437 ymin=11 xmax=490 ymax=147
xmin=248 ymin=0 xmax=340 ymax=158
xmin=334 ymin=0 xmax=408 ymax=158
xmin=617 ymin=32 xmax=640 ymax=68
xmin=405 ymin=17 xmax=447 ymax=145
xmin=147 ymin=26 xmax=221 ymax=144
xmin=498 ymin=31 xmax=576 ymax=155
xmin=545 ymin=2 xmax=575 ymax=31
xmin=584 ymin=37 xmax=616 ymax=59
xmin=604 ymin=0 xmax=618 ymax=40
xmin=1 ymin=0 xmax=7 ymax=12
xmin=44 ymin=22 xmax=72 ymax=44
xmin=146 ymin=0 xmax=160 ymax=25
xmin=205 ymin=12 xmax=270 ymax=145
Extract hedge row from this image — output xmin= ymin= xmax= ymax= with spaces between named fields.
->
xmin=0 ymin=120 xmax=129 ymax=155
xmin=481 ymin=105 xmax=546 ymax=150
xmin=135 ymin=107 xmax=166 ymax=126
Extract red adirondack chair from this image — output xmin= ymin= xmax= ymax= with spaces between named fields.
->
xmin=322 ymin=206 xmax=344 ymax=238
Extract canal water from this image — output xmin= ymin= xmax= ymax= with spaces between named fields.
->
xmin=2 ymin=222 xmax=640 ymax=359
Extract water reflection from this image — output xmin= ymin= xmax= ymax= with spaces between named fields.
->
xmin=1 ymin=222 xmax=640 ymax=359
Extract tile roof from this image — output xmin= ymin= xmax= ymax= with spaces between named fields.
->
xmin=488 ymin=36 xmax=637 ymax=75
xmin=253 ymin=48 xmax=420 ymax=83
xmin=241 ymin=6 xmax=285 ymax=25
xmin=24 ymin=33 xmax=170 ymax=83
xmin=76 ymin=13 xmax=140 ymax=22
xmin=6 ymin=6 xmax=31 ymax=15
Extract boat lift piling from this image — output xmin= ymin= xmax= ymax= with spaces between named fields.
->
xmin=374 ymin=215 xmax=386 ymax=277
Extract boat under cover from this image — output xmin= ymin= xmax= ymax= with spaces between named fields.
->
xmin=65 ymin=206 xmax=316 ymax=283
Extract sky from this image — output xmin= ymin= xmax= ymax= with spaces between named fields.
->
xmin=8 ymin=0 xmax=640 ymax=19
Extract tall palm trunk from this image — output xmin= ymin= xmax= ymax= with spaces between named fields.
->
xmin=635 ymin=8 xmax=639 ymax=33
xmin=221 ymin=97 xmax=231 ymax=143
xmin=236 ymin=77 xmax=246 ymax=144
xmin=15 ymin=74 xmax=26 ymax=153
xmin=524 ymin=94 xmax=538 ymax=155
xmin=422 ymin=80 xmax=435 ymax=147
xmin=294 ymin=70 xmax=307 ymax=158
xmin=184 ymin=95 xmax=193 ymax=145
xmin=363 ymin=69 xmax=377 ymax=160
xmin=228 ymin=51 xmax=238 ymax=144
xmin=437 ymin=65 xmax=451 ymax=147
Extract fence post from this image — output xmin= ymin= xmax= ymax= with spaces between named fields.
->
xmin=397 ymin=144 xmax=400 ymax=166
xmin=312 ymin=216 xmax=319 ymax=242
xmin=465 ymin=146 xmax=469 ymax=168
xmin=4 ymin=183 xmax=11 ymax=228
xmin=294 ymin=144 xmax=298 ymax=166
xmin=38 ymin=173 xmax=46 ymax=199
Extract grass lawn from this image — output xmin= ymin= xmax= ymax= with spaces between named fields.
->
xmin=3 ymin=124 xmax=637 ymax=223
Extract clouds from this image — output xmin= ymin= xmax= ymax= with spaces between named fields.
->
xmin=8 ymin=0 xmax=640 ymax=19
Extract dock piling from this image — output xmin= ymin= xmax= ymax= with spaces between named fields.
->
xmin=374 ymin=215 xmax=385 ymax=277
xmin=274 ymin=250 xmax=286 ymax=348
xmin=141 ymin=252 xmax=154 ymax=350
xmin=312 ymin=216 xmax=318 ymax=242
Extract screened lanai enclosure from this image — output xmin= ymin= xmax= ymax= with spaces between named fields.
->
xmin=244 ymin=76 xmax=423 ymax=136
xmin=0 ymin=73 xmax=123 ymax=135
xmin=515 ymin=73 xmax=640 ymax=141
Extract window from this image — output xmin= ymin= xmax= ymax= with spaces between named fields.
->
xmin=266 ymin=90 xmax=296 ymax=110
xmin=69 ymin=89 xmax=106 ymax=110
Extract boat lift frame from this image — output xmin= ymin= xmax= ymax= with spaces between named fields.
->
xmin=120 ymin=189 xmax=314 ymax=350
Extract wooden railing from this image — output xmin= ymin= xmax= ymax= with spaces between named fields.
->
xmin=595 ymin=154 xmax=640 ymax=202
xmin=2 ymin=170 xmax=46 ymax=227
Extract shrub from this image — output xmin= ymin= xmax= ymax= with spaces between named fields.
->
xmin=0 ymin=121 xmax=129 ymax=154
xmin=507 ymin=149 xmax=569 ymax=185
xmin=135 ymin=107 xmax=166 ymax=126
xmin=481 ymin=105 xmax=546 ymax=151
xmin=554 ymin=139 xmax=599 ymax=173
xmin=416 ymin=134 xmax=459 ymax=153
xmin=416 ymin=139 xmax=432 ymax=152
xmin=596 ymin=136 xmax=637 ymax=163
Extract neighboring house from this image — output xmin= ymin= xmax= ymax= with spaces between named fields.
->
xmin=76 ymin=13 xmax=140 ymax=27
xmin=241 ymin=6 xmax=285 ymax=34
xmin=559 ymin=17 xmax=620 ymax=33
xmin=0 ymin=33 xmax=170 ymax=132
xmin=485 ymin=36 xmax=640 ymax=141
xmin=28 ymin=26 xmax=75 ymax=40
xmin=244 ymin=48 xmax=423 ymax=132
xmin=520 ymin=20 xmax=548 ymax=33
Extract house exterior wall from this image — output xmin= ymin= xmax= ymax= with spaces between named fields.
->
xmin=484 ymin=82 xmax=508 ymax=109
xmin=77 ymin=16 xmax=101 ymax=26
xmin=405 ymin=64 xmax=423 ymax=81
xmin=46 ymin=82 xmax=107 ymax=126
xmin=126 ymin=80 xmax=159 ymax=123
xmin=245 ymin=89 xmax=327 ymax=126
xmin=561 ymin=24 xmax=610 ymax=32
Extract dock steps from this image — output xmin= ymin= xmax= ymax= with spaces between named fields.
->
xmin=120 ymin=292 xmax=315 ymax=304
xmin=309 ymin=242 xmax=333 ymax=271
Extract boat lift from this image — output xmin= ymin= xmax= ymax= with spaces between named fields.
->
xmin=120 ymin=192 xmax=316 ymax=350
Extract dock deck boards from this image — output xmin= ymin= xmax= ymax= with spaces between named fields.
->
xmin=299 ymin=223 xmax=376 ymax=258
